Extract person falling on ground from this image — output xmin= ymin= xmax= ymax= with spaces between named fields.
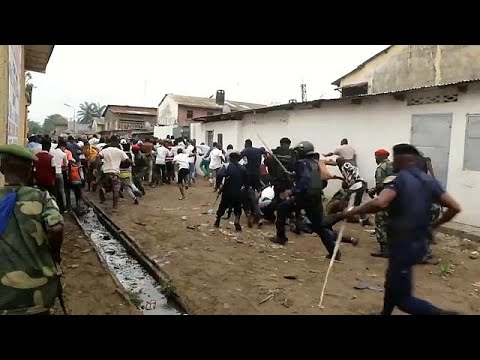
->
xmin=97 ymin=135 xmax=131 ymax=213
xmin=343 ymin=143 xmax=462 ymax=315
xmin=214 ymin=151 xmax=247 ymax=232
xmin=270 ymin=141 xmax=338 ymax=260
xmin=131 ymin=145 xmax=147 ymax=196
xmin=323 ymin=138 xmax=357 ymax=166
xmin=367 ymin=148 xmax=394 ymax=258
xmin=173 ymin=148 xmax=194 ymax=200
xmin=0 ymin=144 xmax=64 ymax=315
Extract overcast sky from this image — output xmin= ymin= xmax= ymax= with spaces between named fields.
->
xmin=28 ymin=45 xmax=389 ymax=124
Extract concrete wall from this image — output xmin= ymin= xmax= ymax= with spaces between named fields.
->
xmin=196 ymin=83 xmax=480 ymax=227
xmin=340 ymin=45 xmax=480 ymax=94
xmin=157 ymin=95 xmax=178 ymax=126
xmin=177 ymin=105 xmax=221 ymax=127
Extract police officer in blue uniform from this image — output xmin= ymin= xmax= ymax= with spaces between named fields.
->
xmin=270 ymin=141 xmax=338 ymax=260
xmin=344 ymin=143 xmax=461 ymax=315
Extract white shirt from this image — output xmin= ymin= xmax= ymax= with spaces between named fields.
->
xmin=89 ymin=138 xmax=99 ymax=145
xmin=209 ymin=148 xmax=224 ymax=170
xmin=197 ymin=144 xmax=210 ymax=156
xmin=100 ymin=147 xmax=129 ymax=174
xmin=50 ymin=148 xmax=67 ymax=175
xmin=334 ymin=144 xmax=356 ymax=160
xmin=173 ymin=153 xmax=190 ymax=170
xmin=186 ymin=144 xmax=195 ymax=164
xmin=155 ymin=146 xmax=169 ymax=165
xmin=96 ymin=143 xmax=107 ymax=151
xmin=77 ymin=141 xmax=84 ymax=148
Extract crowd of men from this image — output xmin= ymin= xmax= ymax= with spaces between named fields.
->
xmin=0 ymin=129 xmax=463 ymax=315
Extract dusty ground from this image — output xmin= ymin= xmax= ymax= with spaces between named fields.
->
xmin=52 ymin=216 xmax=140 ymax=315
xmin=88 ymin=179 xmax=480 ymax=315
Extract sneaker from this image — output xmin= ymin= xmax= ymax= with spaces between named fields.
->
xmin=214 ymin=219 xmax=220 ymax=228
xmin=418 ymin=256 xmax=439 ymax=265
xmin=99 ymin=188 xmax=106 ymax=203
xmin=257 ymin=219 xmax=264 ymax=229
xmin=134 ymin=198 xmax=139 ymax=205
xmin=270 ymin=236 xmax=288 ymax=245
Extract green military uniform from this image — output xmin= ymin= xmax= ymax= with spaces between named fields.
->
xmin=374 ymin=159 xmax=394 ymax=255
xmin=0 ymin=145 xmax=64 ymax=315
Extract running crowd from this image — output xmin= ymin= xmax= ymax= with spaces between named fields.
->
xmin=0 ymin=131 xmax=463 ymax=315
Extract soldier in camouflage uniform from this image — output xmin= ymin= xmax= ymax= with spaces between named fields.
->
xmin=368 ymin=149 xmax=394 ymax=258
xmin=0 ymin=145 xmax=64 ymax=315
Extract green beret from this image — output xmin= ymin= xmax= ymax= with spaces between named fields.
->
xmin=0 ymin=144 xmax=38 ymax=162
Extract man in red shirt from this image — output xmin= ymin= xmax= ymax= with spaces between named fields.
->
xmin=33 ymin=138 xmax=56 ymax=197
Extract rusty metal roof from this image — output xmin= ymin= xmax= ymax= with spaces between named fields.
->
xmin=196 ymin=78 xmax=480 ymax=123
xmin=161 ymin=94 xmax=265 ymax=112
xmin=103 ymin=105 xmax=157 ymax=117
xmin=24 ymin=45 xmax=55 ymax=73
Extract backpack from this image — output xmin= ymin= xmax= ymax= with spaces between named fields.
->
xmin=0 ymin=191 xmax=18 ymax=235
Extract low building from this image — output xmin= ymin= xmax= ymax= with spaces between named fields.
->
xmin=192 ymin=79 xmax=480 ymax=228
xmin=332 ymin=45 xmax=480 ymax=97
xmin=90 ymin=117 xmax=105 ymax=133
xmin=157 ymin=90 xmax=265 ymax=138
xmin=101 ymin=105 xmax=157 ymax=137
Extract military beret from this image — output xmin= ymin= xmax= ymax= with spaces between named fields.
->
xmin=0 ymin=144 xmax=37 ymax=162
xmin=374 ymin=149 xmax=390 ymax=156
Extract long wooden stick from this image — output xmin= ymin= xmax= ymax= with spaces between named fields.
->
xmin=256 ymin=132 xmax=289 ymax=174
xmin=318 ymin=193 xmax=356 ymax=309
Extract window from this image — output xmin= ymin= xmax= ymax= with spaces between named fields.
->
xmin=464 ymin=114 xmax=480 ymax=171
xmin=407 ymin=94 xmax=458 ymax=106
xmin=217 ymin=134 xmax=223 ymax=149
xmin=186 ymin=110 xmax=193 ymax=119
xmin=206 ymin=131 xmax=214 ymax=147
xmin=340 ymin=82 xmax=368 ymax=97
xmin=207 ymin=111 xmax=214 ymax=116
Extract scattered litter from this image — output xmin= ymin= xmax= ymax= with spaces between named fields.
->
xmin=270 ymin=244 xmax=284 ymax=249
xmin=364 ymin=229 xmax=375 ymax=234
xmin=145 ymin=300 xmax=157 ymax=310
xmin=283 ymin=275 xmax=297 ymax=280
xmin=105 ymin=249 xmax=116 ymax=255
xmin=259 ymin=292 xmax=274 ymax=305
xmin=191 ymin=207 xmax=200 ymax=211
xmin=235 ymin=239 xmax=246 ymax=244
xmin=180 ymin=216 xmax=188 ymax=221
xmin=81 ymin=249 xmax=91 ymax=253
xmin=309 ymin=270 xmax=320 ymax=273
xmin=186 ymin=225 xmax=199 ymax=230
xmin=68 ymin=264 xmax=79 ymax=269
xmin=183 ymin=247 xmax=189 ymax=250
xmin=282 ymin=298 xmax=292 ymax=308
xmin=103 ymin=235 xmax=110 ymax=240
xmin=472 ymin=282 xmax=480 ymax=288
xmin=236 ymin=288 xmax=242 ymax=292
xmin=354 ymin=281 xmax=384 ymax=292
xmin=293 ymin=258 xmax=306 ymax=262
xmin=135 ymin=221 xmax=147 ymax=226
xmin=369 ymin=273 xmax=378 ymax=278
xmin=223 ymin=303 xmax=230 ymax=309
xmin=470 ymin=251 xmax=479 ymax=259
xmin=73 ymin=244 xmax=81 ymax=248
xmin=351 ymin=295 xmax=358 ymax=300
xmin=201 ymin=233 xmax=208 ymax=237
xmin=269 ymin=255 xmax=279 ymax=259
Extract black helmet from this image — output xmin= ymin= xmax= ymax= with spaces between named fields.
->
xmin=294 ymin=141 xmax=315 ymax=158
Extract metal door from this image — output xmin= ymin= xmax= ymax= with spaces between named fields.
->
xmin=411 ymin=113 xmax=452 ymax=187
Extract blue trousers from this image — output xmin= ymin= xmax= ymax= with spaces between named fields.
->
xmin=276 ymin=196 xmax=336 ymax=255
xmin=382 ymin=242 xmax=441 ymax=315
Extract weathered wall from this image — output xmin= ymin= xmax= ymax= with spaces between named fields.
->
xmin=0 ymin=45 xmax=7 ymax=147
xmin=340 ymin=45 xmax=480 ymax=94
xmin=177 ymin=105 xmax=220 ymax=127
xmin=197 ymin=83 xmax=480 ymax=227
xmin=157 ymin=95 xmax=178 ymax=126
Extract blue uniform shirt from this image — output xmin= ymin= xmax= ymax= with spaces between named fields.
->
xmin=291 ymin=158 xmax=315 ymax=197
xmin=217 ymin=162 xmax=247 ymax=198
xmin=384 ymin=166 xmax=444 ymax=245
xmin=240 ymin=147 xmax=266 ymax=175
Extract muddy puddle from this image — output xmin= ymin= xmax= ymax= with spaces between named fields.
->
xmin=77 ymin=209 xmax=184 ymax=315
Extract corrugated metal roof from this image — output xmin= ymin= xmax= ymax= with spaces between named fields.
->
xmin=196 ymin=78 xmax=480 ymax=123
xmin=168 ymin=94 xmax=265 ymax=112
xmin=103 ymin=105 xmax=157 ymax=117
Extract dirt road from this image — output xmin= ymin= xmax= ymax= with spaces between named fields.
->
xmin=88 ymin=180 xmax=480 ymax=315
xmin=52 ymin=216 xmax=140 ymax=315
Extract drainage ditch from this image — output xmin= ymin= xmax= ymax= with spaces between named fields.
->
xmin=73 ymin=206 xmax=186 ymax=315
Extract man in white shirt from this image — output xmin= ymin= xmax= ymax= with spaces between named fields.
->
xmin=324 ymin=138 xmax=357 ymax=166
xmin=197 ymin=142 xmax=211 ymax=179
xmin=152 ymin=140 xmax=170 ymax=186
xmin=185 ymin=139 xmax=197 ymax=187
xmin=97 ymin=135 xmax=131 ymax=212
xmin=50 ymin=139 xmax=68 ymax=212
xmin=173 ymin=148 xmax=194 ymax=200
xmin=208 ymin=142 xmax=225 ymax=189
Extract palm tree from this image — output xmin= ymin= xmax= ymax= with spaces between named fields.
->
xmin=77 ymin=102 xmax=106 ymax=124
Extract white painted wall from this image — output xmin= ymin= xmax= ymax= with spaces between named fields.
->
xmin=157 ymin=95 xmax=178 ymax=126
xmin=196 ymin=83 xmax=480 ymax=227
xmin=154 ymin=125 xmax=178 ymax=139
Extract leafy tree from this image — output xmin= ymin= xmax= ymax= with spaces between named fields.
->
xmin=77 ymin=102 xmax=106 ymax=124
xmin=27 ymin=120 xmax=43 ymax=135
xmin=42 ymin=114 xmax=69 ymax=134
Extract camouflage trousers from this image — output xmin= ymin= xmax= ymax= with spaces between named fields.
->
xmin=375 ymin=211 xmax=389 ymax=247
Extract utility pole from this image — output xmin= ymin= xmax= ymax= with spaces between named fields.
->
xmin=301 ymin=83 xmax=307 ymax=103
